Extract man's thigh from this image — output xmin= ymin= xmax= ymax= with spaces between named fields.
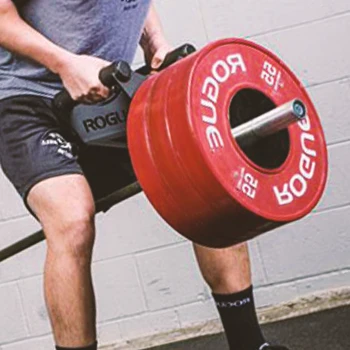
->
xmin=0 ymin=95 xmax=83 ymax=208
xmin=27 ymin=174 xmax=95 ymax=235
xmin=0 ymin=95 xmax=134 ymax=215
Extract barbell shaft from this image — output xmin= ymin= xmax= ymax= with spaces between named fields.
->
xmin=0 ymin=99 xmax=306 ymax=262
xmin=232 ymin=99 xmax=306 ymax=148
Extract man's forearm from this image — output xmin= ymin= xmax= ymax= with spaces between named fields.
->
xmin=140 ymin=2 xmax=171 ymax=68
xmin=0 ymin=0 xmax=72 ymax=73
xmin=140 ymin=2 xmax=167 ymax=52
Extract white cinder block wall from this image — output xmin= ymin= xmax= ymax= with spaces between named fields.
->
xmin=1 ymin=1 xmax=349 ymax=349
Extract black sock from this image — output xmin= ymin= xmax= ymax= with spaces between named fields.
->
xmin=213 ymin=286 xmax=268 ymax=350
xmin=56 ymin=341 xmax=97 ymax=350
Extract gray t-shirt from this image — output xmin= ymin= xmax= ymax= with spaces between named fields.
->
xmin=0 ymin=0 xmax=151 ymax=100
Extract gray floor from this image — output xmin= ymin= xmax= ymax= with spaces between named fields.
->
xmin=148 ymin=305 xmax=350 ymax=350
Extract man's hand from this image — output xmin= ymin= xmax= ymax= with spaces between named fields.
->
xmin=57 ymin=54 xmax=111 ymax=104
xmin=140 ymin=3 xmax=172 ymax=71
xmin=143 ymin=39 xmax=173 ymax=71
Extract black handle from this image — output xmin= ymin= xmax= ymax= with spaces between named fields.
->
xmin=53 ymin=61 xmax=134 ymax=113
xmin=99 ymin=61 xmax=132 ymax=87
xmin=0 ymin=181 xmax=143 ymax=262
xmin=137 ymin=43 xmax=196 ymax=75
xmin=53 ymin=89 xmax=77 ymax=113
xmin=160 ymin=43 xmax=196 ymax=68
xmin=53 ymin=44 xmax=196 ymax=113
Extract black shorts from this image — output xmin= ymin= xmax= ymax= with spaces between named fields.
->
xmin=0 ymin=95 xmax=136 ymax=212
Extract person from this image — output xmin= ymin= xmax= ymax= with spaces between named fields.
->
xmin=0 ymin=1 xmax=289 ymax=349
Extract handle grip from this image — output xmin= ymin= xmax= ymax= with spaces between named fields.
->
xmin=53 ymin=89 xmax=77 ymax=113
xmin=52 ymin=65 xmax=124 ymax=114
xmin=53 ymin=61 xmax=133 ymax=113
xmin=137 ymin=43 xmax=196 ymax=75
xmin=53 ymin=44 xmax=196 ymax=113
xmin=99 ymin=61 xmax=132 ymax=87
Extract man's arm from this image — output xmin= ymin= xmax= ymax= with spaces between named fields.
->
xmin=0 ymin=0 xmax=69 ymax=73
xmin=140 ymin=2 xmax=172 ymax=69
xmin=0 ymin=0 xmax=110 ymax=102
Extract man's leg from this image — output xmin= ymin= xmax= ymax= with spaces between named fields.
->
xmin=194 ymin=243 xmax=251 ymax=294
xmin=27 ymin=174 xmax=97 ymax=349
xmin=194 ymin=243 xmax=268 ymax=350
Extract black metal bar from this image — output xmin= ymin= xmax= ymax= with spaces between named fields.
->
xmin=0 ymin=229 xmax=45 ymax=263
xmin=0 ymin=182 xmax=142 ymax=262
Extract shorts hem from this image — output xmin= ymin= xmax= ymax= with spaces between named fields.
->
xmin=22 ymin=169 xmax=85 ymax=217
xmin=0 ymin=93 xmax=53 ymax=103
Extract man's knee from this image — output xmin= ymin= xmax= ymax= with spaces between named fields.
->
xmin=57 ymin=209 xmax=96 ymax=257
xmin=27 ymin=175 xmax=97 ymax=257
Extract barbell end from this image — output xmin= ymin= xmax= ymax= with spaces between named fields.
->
xmin=293 ymin=99 xmax=307 ymax=120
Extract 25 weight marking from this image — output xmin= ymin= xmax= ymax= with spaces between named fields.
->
xmin=238 ymin=168 xmax=259 ymax=199
xmin=261 ymin=61 xmax=283 ymax=91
